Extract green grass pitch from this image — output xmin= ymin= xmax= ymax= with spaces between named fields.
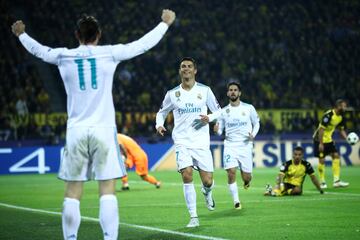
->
xmin=0 ymin=167 xmax=360 ymax=240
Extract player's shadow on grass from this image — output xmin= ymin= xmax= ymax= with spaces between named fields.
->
xmin=141 ymin=232 xmax=196 ymax=240
xmin=116 ymin=187 xmax=159 ymax=193
xmin=201 ymin=208 xmax=245 ymax=220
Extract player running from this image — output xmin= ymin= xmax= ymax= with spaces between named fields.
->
xmin=214 ymin=81 xmax=260 ymax=209
xmin=155 ymin=57 xmax=221 ymax=228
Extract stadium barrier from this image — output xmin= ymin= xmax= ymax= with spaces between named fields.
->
xmin=0 ymin=140 xmax=359 ymax=175
xmin=6 ymin=109 xmax=359 ymax=131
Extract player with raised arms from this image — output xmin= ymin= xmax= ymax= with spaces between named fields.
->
xmin=12 ymin=9 xmax=175 ymax=240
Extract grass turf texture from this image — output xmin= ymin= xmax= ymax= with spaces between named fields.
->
xmin=0 ymin=167 xmax=359 ymax=240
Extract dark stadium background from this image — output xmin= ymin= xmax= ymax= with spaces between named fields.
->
xmin=1 ymin=0 xmax=359 ymax=145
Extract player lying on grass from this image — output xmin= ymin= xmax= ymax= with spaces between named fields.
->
xmin=264 ymin=146 xmax=324 ymax=196
xmin=117 ymin=133 xmax=161 ymax=190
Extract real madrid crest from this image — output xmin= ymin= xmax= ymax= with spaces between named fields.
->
xmin=197 ymin=93 xmax=202 ymax=100
xmin=226 ymin=108 xmax=230 ymax=113
xmin=175 ymin=91 xmax=181 ymax=101
xmin=242 ymin=111 xmax=246 ymax=116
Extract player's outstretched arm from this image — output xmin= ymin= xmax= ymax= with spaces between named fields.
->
xmin=111 ymin=9 xmax=176 ymax=62
xmin=339 ymin=129 xmax=347 ymax=140
xmin=310 ymin=174 xmax=324 ymax=194
xmin=11 ymin=20 xmax=63 ymax=65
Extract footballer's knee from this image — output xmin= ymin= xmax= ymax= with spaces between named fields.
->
xmin=202 ymin=178 xmax=213 ymax=188
xmin=332 ymin=152 xmax=340 ymax=159
xmin=319 ymin=157 xmax=325 ymax=164
xmin=180 ymin=167 xmax=193 ymax=183
xmin=226 ymin=168 xmax=236 ymax=184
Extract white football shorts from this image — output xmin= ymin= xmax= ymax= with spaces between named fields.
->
xmin=223 ymin=143 xmax=253 ymax=173
xmin=175 ymin=145 xmax=214 ymax=172
xmin=58 ymin=127 xmax=126 ymax=181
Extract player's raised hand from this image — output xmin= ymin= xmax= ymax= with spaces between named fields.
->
xmin=11 ymin=20 xmax=25 ymax=37
xmin=157 ymin=126 xmax=167 ymax=136
xmin=161 ymin=9 xmax=176 ymax=26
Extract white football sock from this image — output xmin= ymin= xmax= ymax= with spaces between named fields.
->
xmin=228 ymin=182 xmax=240 ymax=204
xmin=183 ymin=183 xmax=197 ymax=218
xmin=62 ymin=198 xmax=80 ymax=240
xmin=99 ymin=194 xmax=119 ymax=240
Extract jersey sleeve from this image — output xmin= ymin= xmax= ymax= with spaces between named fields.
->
xmin=110 ymin=22 xmax=168 ymax=62
xmin=155 ymin=91 xmax=174 ymax=129
xmin=206 ymin=88 xmax=222 ymax=122
xmin=279 ymin=161 xmax=289 ymax=174
xmin=319 ymin=111 xmax=332 ymax=128
xmin=19 ymin=33 xmax=64 ymax=65
xmin=305 ymin=161 xmax=315 ymax=175
xmin=250 ymin=105 xmax=260 ymax=137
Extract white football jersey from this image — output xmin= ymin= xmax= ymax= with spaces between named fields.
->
xmin=216 ymin=102 xmax=260 ymax=146
xmin=156 ymin=82 xmax=221 ymax=149
xmin=19 ymin=22 xmax=169 ymax=128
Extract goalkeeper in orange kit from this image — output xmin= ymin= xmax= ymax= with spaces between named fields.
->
xmin=117 ymin=133 xmax=161 ymax=190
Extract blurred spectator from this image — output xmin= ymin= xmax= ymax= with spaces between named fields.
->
xmin=36 ymin=87 xmax=50 ymax=113
xmin=39 ymin=118 xmax=55 ymax=145
xmin=15 ymin=92 xmax=29 ymax=117
xmin=1 ymin=0 xmax=359 ymax=140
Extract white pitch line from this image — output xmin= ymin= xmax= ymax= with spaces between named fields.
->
xmin=0 ymin=202 xmax=228 ymax=240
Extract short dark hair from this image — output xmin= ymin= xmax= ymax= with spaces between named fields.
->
xmin=294 ymin=146 xmax=304 ymax=153
xmin=334 ymin=99 xmax=346 ymax=107
xmin=180 ymin=57 xmax=197 ymax=69
xmin=76 ymin=14 xmax=101 ymax=44
xmin=227 ymin=81 xmax=241 ymax=91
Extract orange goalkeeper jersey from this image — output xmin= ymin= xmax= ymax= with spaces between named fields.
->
xmin=117 ymin=133 xmax=148 ymax=175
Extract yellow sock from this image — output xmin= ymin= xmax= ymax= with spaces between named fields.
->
xmin=318 ymin=162 xmax=325 ymax=183
xmin=142 ymin=175 xmax=159 ymax=185
xmin=286 ymin=189 xmax=293 ymax=195
xmin=332 ymin=158 xmax=340 ymax=182
xmin=273 ymin=189 xmax=284 ymax=197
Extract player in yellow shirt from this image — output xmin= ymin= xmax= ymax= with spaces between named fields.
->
xmin=313 ymin=99 xmax=349 ymax=189
xmin=264 ymin=146 xmax=323 ymax=196
xmin=117 ymin=134 xmax=161 ymax=190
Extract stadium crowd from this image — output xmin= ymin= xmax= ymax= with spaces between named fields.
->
xmin=1 ymin=0 xmax=359 ymax=142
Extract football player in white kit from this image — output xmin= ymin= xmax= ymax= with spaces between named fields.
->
xmin=12 ymin=9 xmax=175 ymax=240
xmin=214 ymin=82 xmax=260 ymax=209
xmin=156 ymin=57 xmax=221 ymax=228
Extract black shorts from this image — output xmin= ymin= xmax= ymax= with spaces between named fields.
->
xmin=284 ymin=183 xmax=297 ymax=190
xmin=313 ymin=141 xmax=338 ymax=158
xmin=283 ymin=182 xmax=302 ymax=195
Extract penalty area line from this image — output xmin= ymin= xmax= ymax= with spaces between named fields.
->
xmin=0 ymin=202 xmax=228 ymax=240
